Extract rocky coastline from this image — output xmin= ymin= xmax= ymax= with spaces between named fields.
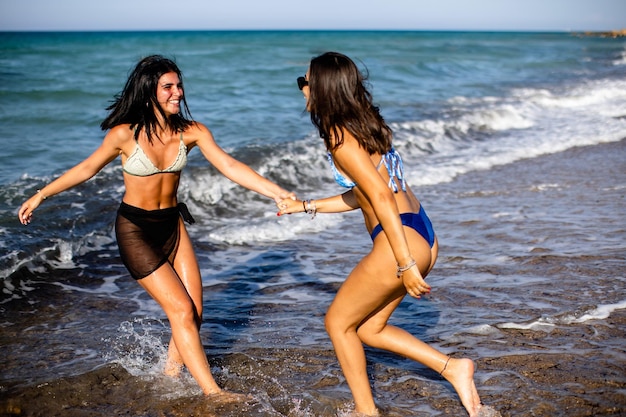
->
xmin=574 ymin=28 xmax=626 ymax=38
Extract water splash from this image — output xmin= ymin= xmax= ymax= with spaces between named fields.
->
xmin=102 ymin=318 xmax=171 ymax=376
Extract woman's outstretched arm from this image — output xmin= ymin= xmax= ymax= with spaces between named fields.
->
xmin=18 ymin=127 xmax=125 ymax=225
xmin=277 ymin=190 xmax=359 ymax=215
xmin=191 ymin=122 xmax=294 ymax=203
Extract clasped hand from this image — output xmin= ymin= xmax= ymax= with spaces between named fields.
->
xmin=276 ymin=197 xmax=302 ymax=216
xmin=400 ymin=265 xmax=431 ymax=299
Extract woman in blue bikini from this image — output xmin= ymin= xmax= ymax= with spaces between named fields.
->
xmin=278 ymin=52 xmax=484 ymax=416
xmin=19 ymin=55 xmax=293 ymax=398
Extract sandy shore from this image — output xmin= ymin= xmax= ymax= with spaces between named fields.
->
xmin=1 ymin=139 xmax=624 ymax=417
xmin=434 ymin=138 xmax=626 ymax=416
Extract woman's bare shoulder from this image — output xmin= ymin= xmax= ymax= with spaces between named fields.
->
xmin=98 ymin=124 xmax=135 ymax=155
xmin=187 ymin=121 xmax=212 ymax=135
xmin=183 ymin=121 xmax=214 ymax=146
xmin=106 ymin=124 xmax=134 ymax=142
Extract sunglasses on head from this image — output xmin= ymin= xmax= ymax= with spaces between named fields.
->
xmin=297 ymin=76 xmax=308 ymax=90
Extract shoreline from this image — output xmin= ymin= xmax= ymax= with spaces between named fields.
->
xmin=1 ymin=139 xmax=625 ymax=416
xmin=430 ymin=138 xmax=626 ymax=416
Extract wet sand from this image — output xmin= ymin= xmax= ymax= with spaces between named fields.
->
xmin=1 ymin=139 xmax=625 ymax=416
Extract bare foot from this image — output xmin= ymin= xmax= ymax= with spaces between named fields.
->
xmin=346 ymin=410 xmax=380 ymax=417
xmin=440 ymin=358 xmax=482 ymax=417
xmin=206 ymin=390 xmax=253 ymax=403
xmin=477 ymin=405 xmax=502 ymax=417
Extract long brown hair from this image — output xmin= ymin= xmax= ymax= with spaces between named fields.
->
xmin=100 ymin=55 xmax=193 ymax=143
xmin=307 ymin=52 xmax=392 ymax=154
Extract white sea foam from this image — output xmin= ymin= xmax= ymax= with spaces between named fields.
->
xmin=612 ymin=47 xmax=626 ymax=66
xmin=569 ymin=300 xmax=626 ymax=323
xmin=54 ymin=274 xmax=124 ymax=296
xmin=394 ymin=78 xmax=626 ymax=187
xmin=498 ymin=299 xmax=626 ymax=331
xmin=498 ymin=319 xmax=556 ymax=331
xmin=467 ymin=323 xmax=501 ymax=335
xmin=198 ymin=208 xmax=344 ymax=245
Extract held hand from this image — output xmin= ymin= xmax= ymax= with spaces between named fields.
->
xmin=273 ymin=190 xmax=296 ymax=205
xmin=18 ymin=193 xmax=45 ymax=225
xmin=400 ymin=264 xmax=431 ymax=299
xmin=276 ymin=198 xmax=303 ymax=216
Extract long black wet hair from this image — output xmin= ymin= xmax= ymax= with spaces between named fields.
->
xmin=100 ymin=55 xmax=193 ymax=143
xmin=307 ymin=52 xmax=392 ymax=154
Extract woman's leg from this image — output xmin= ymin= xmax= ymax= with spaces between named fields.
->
xmin=326 ymin=229 xmax=481 ymax=416
xmin=137 ymin=222 xmax=221 ymax=395
xmin=325 ymin=246 xmax=410 ymax=415
xmin=163 ymin=222 xmax=204 ymax=376
xmin=357 ymin=291 xmax=482 ymax=417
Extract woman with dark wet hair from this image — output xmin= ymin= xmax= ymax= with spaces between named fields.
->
xmin=19 ymin=54 xmax=293 ymax=398
xmin=278 ymin=52 xmax=485 ymax=416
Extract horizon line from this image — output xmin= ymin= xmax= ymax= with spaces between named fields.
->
xmin=1 ymin=28 xmax=597 ymax=34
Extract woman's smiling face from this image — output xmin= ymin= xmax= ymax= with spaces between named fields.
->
xmin=156 ymin=72 xmax=183 ymax=117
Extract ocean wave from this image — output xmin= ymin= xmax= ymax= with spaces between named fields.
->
xmin=613 ymin=46 xmax=626 ymax=66
xmin=6 ymin=80 xmax=622 ymax=273
xmin=2 ymin=71 xmax=625 ymax=278
xmin=199 ymin=210 xmax=344 ymax=245
xmin=389 ymin=77 xmax=626 ymax=186
xmin=182 ymin=75 xmax=626 ymax=199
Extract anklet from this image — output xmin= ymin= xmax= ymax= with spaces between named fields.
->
xmin=440 ymin=356 xmax=451 ymax=375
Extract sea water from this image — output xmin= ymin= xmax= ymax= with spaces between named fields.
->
xmin=1 ymin=31 xmax=625 ymax=416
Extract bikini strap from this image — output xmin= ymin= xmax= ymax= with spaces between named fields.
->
xmin=378 ymin=148 xmax=406 ymax=192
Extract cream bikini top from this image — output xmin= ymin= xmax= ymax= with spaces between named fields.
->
xmin=123 ymin=132 xmax=187 ymax=177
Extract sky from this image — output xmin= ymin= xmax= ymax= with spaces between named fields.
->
xmin=0 ymin=0 xmax=624 ymax=32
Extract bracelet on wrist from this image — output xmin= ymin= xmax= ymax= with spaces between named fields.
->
xmin=37 ymin=189 xmax=47 ymax=200
xmin=396 ymin=258 xmax=416 ymax=278
xmin=304 ymin=199 xmax=317 ymax=219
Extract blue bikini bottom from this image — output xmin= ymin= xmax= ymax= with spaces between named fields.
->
xmin=370 ymin=206 xmax=435 ymax=248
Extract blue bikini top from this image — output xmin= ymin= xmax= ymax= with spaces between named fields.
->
xmin=327 ymin=147 xmax=407 ymax=192
xmin=327 ymin=152 xmax=357 ymax=188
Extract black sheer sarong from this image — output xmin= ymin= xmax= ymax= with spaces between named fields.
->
xmin=115 ymin=202 xmax=194 ymax=280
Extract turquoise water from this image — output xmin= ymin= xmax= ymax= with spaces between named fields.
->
xmin=2 ymin=31 xmax=624 ymax=184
